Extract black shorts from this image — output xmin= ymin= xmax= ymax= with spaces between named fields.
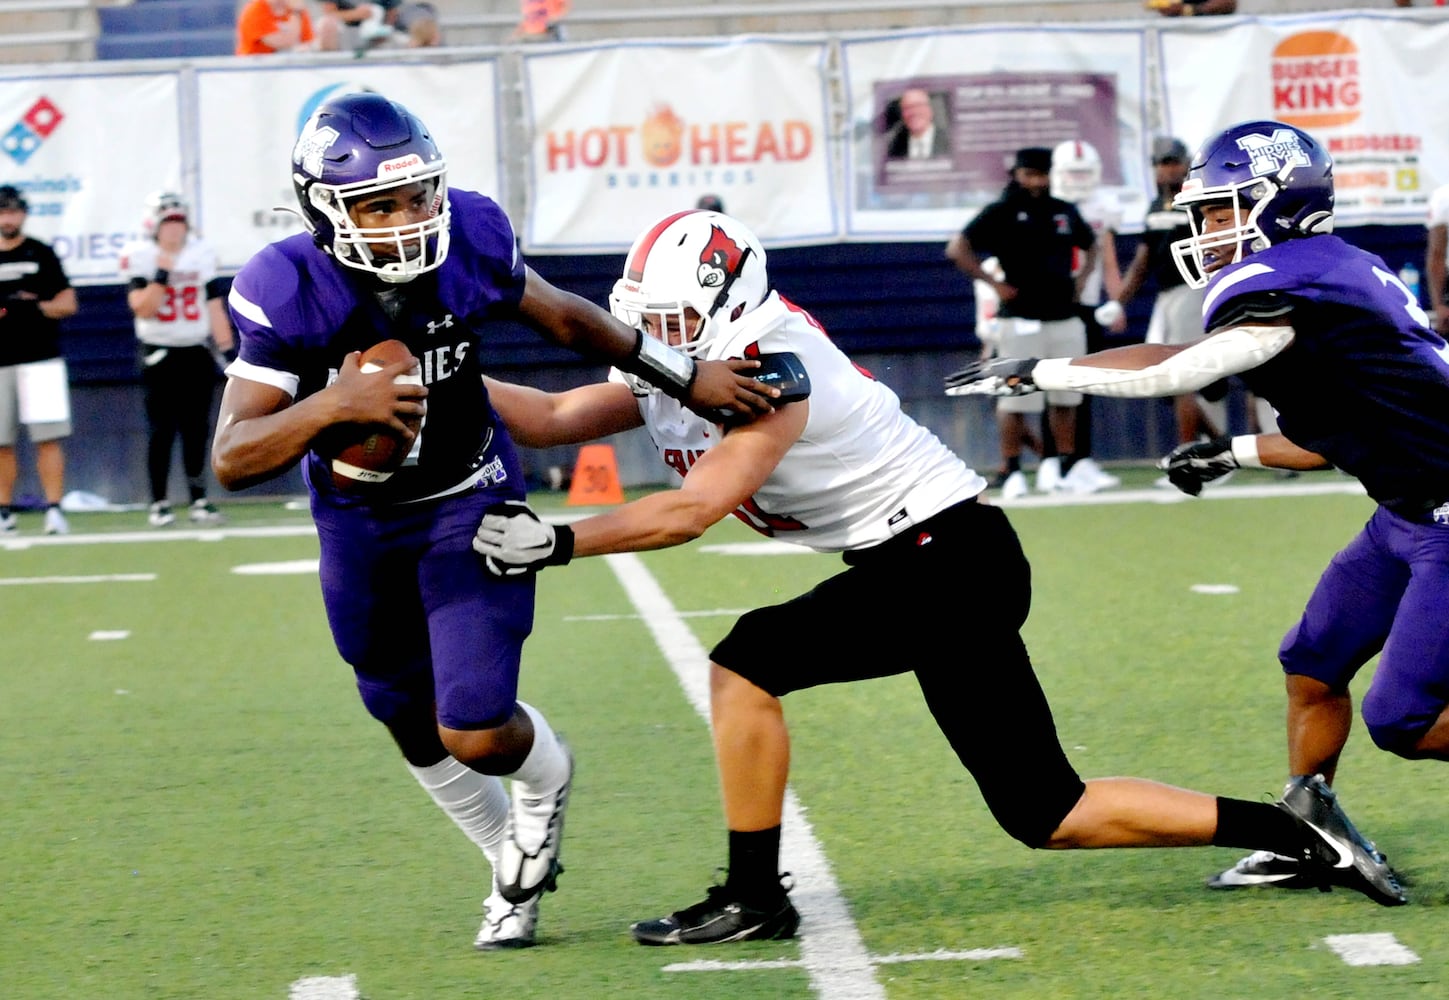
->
xmin=710 ymin=499 xmax=1085 ymax=846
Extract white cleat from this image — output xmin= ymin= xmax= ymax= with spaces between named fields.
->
xmin=1000 ymin=470 xmax=1029 ymax=500
xmin=1035 ymin=457 xmax=1061 ymax=493
xmin=43 ymin=507 xmax=69 ymax=535
xmin=497 ymin=741 xmax=573 ymax=904
xmin=474 ymin=885 xmax=540 ymax=950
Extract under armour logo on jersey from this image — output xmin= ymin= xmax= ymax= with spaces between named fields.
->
xmin=294 ymin=124 xmax=340 ymax=176
xmin=1235 ymin=129 xmax=1311 ymax=177
xmin=426 ymin=314 xmax=455 ymax=335
xmin=1433 ymin=502 xmax=1449 ymax=526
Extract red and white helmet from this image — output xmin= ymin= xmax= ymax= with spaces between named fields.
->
xmin=1051 ymin=140 xmax=1102 ymax=202
xmin=609 ymin=209 xmax=769 ymax=358
xmin=142 ymin=191 xmax=189 ymax=237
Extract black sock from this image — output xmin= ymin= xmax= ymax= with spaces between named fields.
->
xmin=1059 ymin=452 xmax=1078 ymax=474
xmin=1005 ymin=456 xmax=1022 ymax=474
xmin=0 ymin=505 xmax=11 ymax=518
xmin=726 ymin=826 xmax=782 ymax=903
xmin=1213 ymin=796 xmax=1304 ymax=857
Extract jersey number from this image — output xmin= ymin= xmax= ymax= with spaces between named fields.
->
xmin=155 ymin=286 xmax=202 ymax=323
xmin=1372 ymin=265 xmax=1431 ymax=330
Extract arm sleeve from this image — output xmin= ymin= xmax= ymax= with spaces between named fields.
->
xmin=1031 ymin=324 xmax=1295 ymax=397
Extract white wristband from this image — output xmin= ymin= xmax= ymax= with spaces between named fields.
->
xmin=1230 ymin=434 xmax=1263 ymax=468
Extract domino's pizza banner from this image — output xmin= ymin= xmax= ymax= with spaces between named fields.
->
xmin=195 ymin=61 xmax=502 ymax=274
xmin=0 ymin=71 xmax=181 ymax=283
xmin=518 ymin=39 xmax=837 ymax=253
xmin=839 ymin=26 xmax=1152 ymax=240
xmin=1159 ymin=12 xmax=1449 ymax=227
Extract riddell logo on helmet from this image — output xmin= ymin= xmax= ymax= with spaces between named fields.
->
xmin=379 ymin=153 xmax=425 ymax=175
xmin=1271 ymin=31 xmax=1361 ymax=129
xmin=697 ymin=225 xmax=743 ymax=288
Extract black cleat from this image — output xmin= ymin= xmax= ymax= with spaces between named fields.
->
xmin=632 ymin=879 xmax=800 ymax=946
xmin=1279 ymin=774 xmax=1406 ymax=906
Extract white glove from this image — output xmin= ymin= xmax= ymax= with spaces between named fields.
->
xmin=1093 ymin=300 xmax=1125 ymax=328
xmin=472 ymin=500 xmax=575 ymax=577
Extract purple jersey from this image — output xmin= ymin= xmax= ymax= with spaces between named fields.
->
xmin=229 ymin=188 xmax=527 ymax=504
xmin=1203 ymin=234 xmax=1449 ymax=510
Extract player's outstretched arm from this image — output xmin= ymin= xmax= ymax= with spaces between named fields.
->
xmin=515 ymin=267 xmax=777 ymax=421
xmin=484 ymin=376 xmax=643 ymax=448
xmin=474 ymin=401 xmax=808 ymax=576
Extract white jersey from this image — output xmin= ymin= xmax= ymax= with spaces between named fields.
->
xmin=119 ymin=235 xmax=219 ymax=347
xmin=1072 ymin=189 xmax=1124 ymax=305
xmin=618 ymin=292 xmax=986 ymax=552
xmin=1427 ymin=184 xmax=1449 ymax=268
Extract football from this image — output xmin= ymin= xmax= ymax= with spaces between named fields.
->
xmin=325 ymin=339 xmax=423 ymax=490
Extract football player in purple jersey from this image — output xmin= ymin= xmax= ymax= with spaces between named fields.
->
xmin=211 ymin=92 xmax=777 ymax=950
xmin=471 ymin=208 xmax=1404 ymax=947
xmin=947 ymin=118 xmax=1449 ymax=898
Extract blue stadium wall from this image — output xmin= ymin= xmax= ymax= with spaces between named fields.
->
xmin=39 ymin=224 xmax=1429 ymax=507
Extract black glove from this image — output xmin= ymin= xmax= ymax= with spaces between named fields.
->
xmin=1158 ymin=435 xmax=1238 ymax=497
xmin=472 ymin=500 xmax=575 ymax=577
xmin=943 ymin=357 xmax=1040 ymax=396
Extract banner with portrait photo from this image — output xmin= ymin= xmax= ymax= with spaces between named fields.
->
xmin=520 ymin=39 xmax=837 ymax=253
xmin=195 ymin=61 xmax=501 ymax=273
xmin=841 ymin=27 xmax=1149 ymax=240
xmin=1159 ymin=12 xmax=1449 ymax=226
xmin=0 ymin=70 xmax=181 ymax=283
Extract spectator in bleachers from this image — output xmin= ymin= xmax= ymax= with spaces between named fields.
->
xmin=235 ymin=0 xmax=314 ymax=55
xmin=516 ymin=0 xmax=567 ymax=41
xmin=381 ymin=0 xmax=441 ymax=48
xmin=315 ymin=0 xmax=393 ymax=54
xmin=0 ymin=184 xmax=77 ymax=536
xmin=695 ymin=193 xmax=725 ymax=213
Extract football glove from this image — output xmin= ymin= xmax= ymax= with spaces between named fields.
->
xmin=1158 ymin=435 xmax=1238 ymax=497
xmin=944 ymin=357 xmax=1040 ymax=397
xmin=1093 ymin=300 xmax=1125 ymax=328
xmin=473 ymin=500 xmax=575 ymax=577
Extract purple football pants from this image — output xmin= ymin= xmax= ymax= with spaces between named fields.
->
xmin=313 ymin=488 xmax=536 ymax=732
xmin=1279 ymin=505 xmax=1449 ymax=754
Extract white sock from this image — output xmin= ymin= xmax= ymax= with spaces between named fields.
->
xmin=407 ymin=756 xmax=509 ymax=865
xmin=509 ymin=701 xmax=570 ymax=798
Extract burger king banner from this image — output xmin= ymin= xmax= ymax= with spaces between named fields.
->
xmin=520 ymin=39 xmax=836 ymax=253
xmin=1160 ymin=12 xmax=1449 ymax=224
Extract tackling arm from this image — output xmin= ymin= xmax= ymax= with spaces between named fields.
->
xmin=569 ymin=401 xmax=807 ymax=556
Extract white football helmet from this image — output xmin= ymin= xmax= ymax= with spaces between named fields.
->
xmin=1051 ymin=140 xmax=1102 ymax=202
xmin=609 ymin=209 xmax=769 ymax=359
xmin=143 ymin=191 xmax=189 ymax=237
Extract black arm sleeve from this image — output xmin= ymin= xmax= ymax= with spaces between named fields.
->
xmin=1210 ymin=291 xmax=1294 ymax=330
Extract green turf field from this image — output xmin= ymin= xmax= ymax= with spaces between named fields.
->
xmin=3 ymin=474 xmax=1446 ymax=999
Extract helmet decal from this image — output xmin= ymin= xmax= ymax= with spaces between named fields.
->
xmin=295 ymin=124 xmax=340 ymax=177
xmin=1234 ymin=127 xmax=1313 ymax=177
xmin=697 ymin=225 xmax=744 ymax=289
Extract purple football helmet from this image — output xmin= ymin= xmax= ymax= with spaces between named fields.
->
xmin=1170 ymin=119 xmax=1335 ymax=287
xmin=291 ymin=92 xmax=449 ymax=283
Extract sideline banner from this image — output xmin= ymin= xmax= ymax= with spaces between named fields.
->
xmin=521 ymin=39 xmax=836 ymax=253
xmin=1160 ymin=13 xmax=1449 ymax=225
xmin=841 ymin=27 xmax=1149 ymax=240
xmin=0 ymin=71 xmax=180 ymax=283
xmin=195 ymin=62 xmax=501 ymax=273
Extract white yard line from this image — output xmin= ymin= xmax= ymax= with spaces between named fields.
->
xmin=0 ymin=572 xmax=155 ymax=585
xmin=605 ymin=552 xmax=887 ymax=1000
xmin=1323 ymin=932 xmax=1420 ymax=966
xmin=287 ymin=974 xmax=360 ymax=999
